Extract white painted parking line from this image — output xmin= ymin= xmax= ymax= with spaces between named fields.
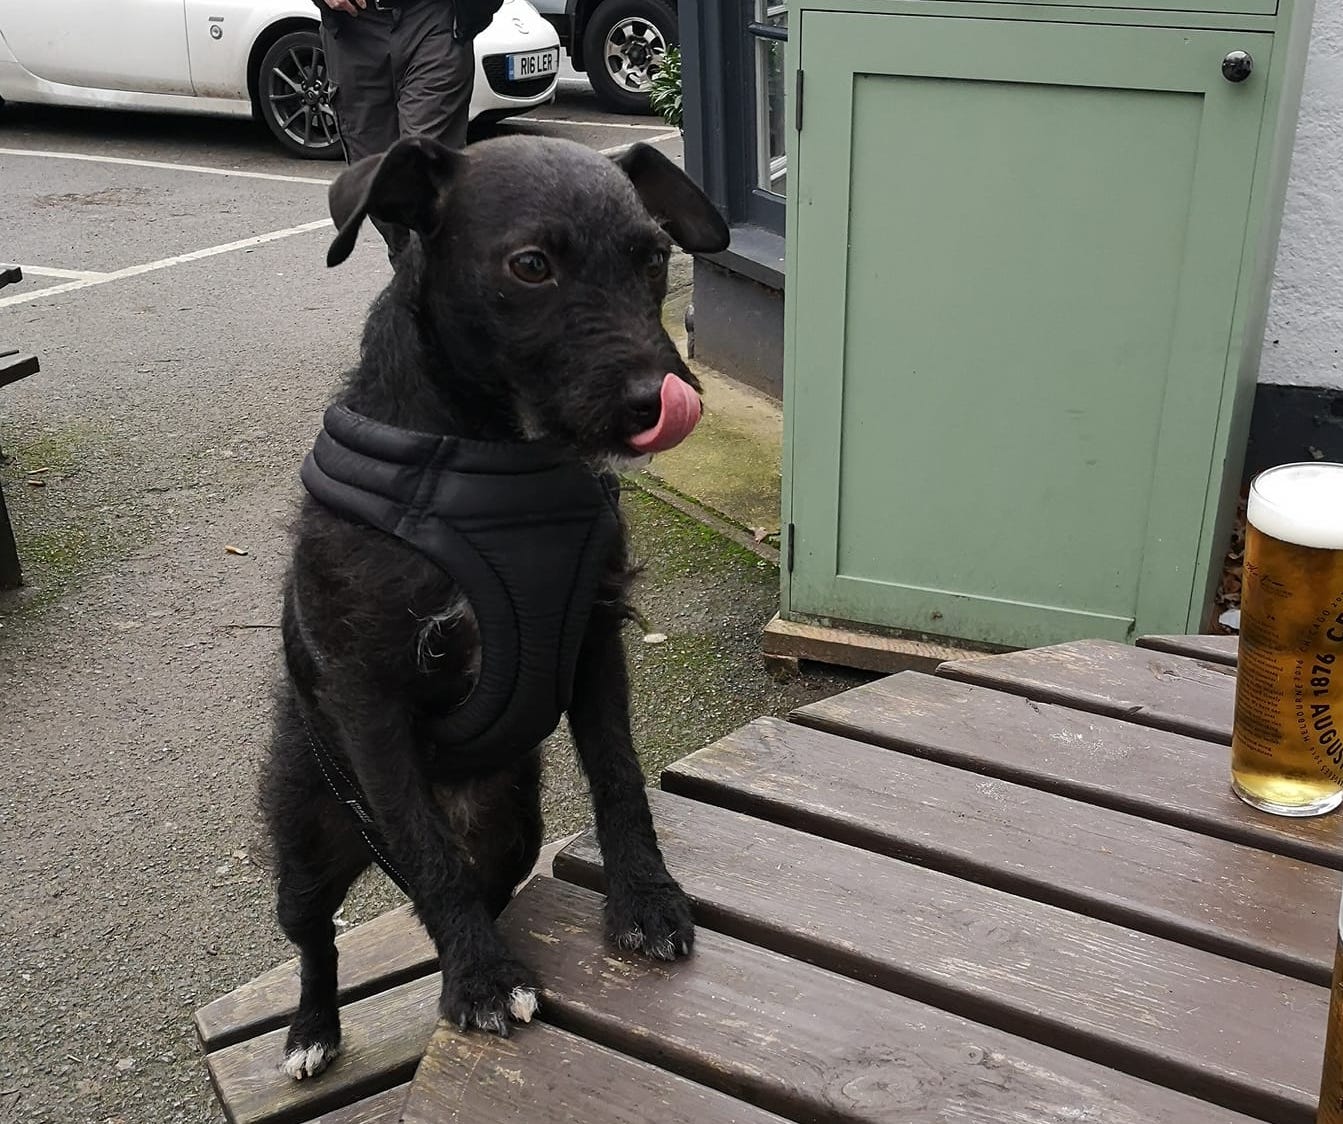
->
xmin=0 ymin=147 xmax=332 ymax=186
xmin=16 ymin=265 xmax=110 ymax=281
xmin=599 ymin=131 xmax=681 ymax=156
xmin=512 ymin=117 xmax=671 ymax=131
xmin=0 ymin=219 xmax=333 ymax=310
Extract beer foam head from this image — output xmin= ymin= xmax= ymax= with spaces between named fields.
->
xmin=1249 ymin=462 xmax=1343 ymax=550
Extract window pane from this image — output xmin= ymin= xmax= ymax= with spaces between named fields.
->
xmin=754 ymin=35 xmax=787 ymax=196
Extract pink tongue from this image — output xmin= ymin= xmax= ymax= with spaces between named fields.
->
xmin=628 ymin=373 xmax=702 ymax=454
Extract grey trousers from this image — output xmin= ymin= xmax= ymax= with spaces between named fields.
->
xmin=321 ymin=0 xmax=475 ymax=258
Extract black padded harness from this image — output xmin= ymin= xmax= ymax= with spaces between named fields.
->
xmin=296 ymin=405 xmax=621 ymax=887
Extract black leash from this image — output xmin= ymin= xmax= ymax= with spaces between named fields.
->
xmin=300 ymin=714 xmax=414 ymax=897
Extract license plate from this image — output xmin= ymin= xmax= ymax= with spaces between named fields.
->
xmin=506 ymin=48 xmax=559 ymax=81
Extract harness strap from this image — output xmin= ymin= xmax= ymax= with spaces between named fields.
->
xmin=300 ymin=713 xmax=413 ymax=897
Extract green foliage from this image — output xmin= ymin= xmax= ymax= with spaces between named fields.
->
xmin=649 ymin=46 xmax=682 ymax=131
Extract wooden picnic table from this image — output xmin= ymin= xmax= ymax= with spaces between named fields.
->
xmin=197 ymin=631 xmax=1342 ymax=1124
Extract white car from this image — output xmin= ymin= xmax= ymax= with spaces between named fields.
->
xmin=0 ymin=0 xmax=560 ymax=159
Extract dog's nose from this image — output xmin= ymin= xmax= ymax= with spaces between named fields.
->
xmin=626 ymin=381 xmax=664 ymax=432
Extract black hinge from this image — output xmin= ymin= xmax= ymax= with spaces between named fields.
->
xmin=786 ymin=523 xmax=796 ymax=571
xmin=795 ymin=69 xmax=804 ymax=132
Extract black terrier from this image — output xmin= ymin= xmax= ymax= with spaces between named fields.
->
xmin=258 ymin=133 xmax=729 ymax=1079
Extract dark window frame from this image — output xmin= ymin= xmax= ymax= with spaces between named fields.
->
xmin=682 ymin=0 xmax=788 ymax=245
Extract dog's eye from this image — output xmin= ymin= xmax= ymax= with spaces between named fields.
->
xmin=645 ymin=249 xmax=669 ymax=278
xmin=509 ymin=250 xmax=552 ymax=285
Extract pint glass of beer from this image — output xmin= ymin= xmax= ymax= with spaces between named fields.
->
xmin=1231 ymin=462 xmax=1343 ymax=817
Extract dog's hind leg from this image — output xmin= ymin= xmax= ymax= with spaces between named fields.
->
xmin=262 ymin=691 xmax=371 ymax=1080
xmin=273 ymin=840 xmax=367 ymax=1080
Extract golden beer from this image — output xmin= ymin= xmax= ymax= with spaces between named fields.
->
xmin=1322 ymin=899 xmax=1343 ymax=1123
xmin=1231 ymin=463 xmax=1343 ymax=817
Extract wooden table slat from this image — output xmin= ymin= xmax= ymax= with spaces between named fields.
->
xmin=492 ymin=877 xmax=1265 ymax=1124
xmin=938 ymin=639 xmax=1236 ymax=744
xmin=554 ymin=791 xmax=1325 ymax=1124
xmin=196 ymin=904 xmax=436 ymax=1052
xmin=791 ymin=671 xmax=1343 ymax=870
xmin=1138 ymin=633 xmax=1239 ymax=666
xmin=403 ymin=1017 xmax=791 ymax=1124
xmin=206 ymin=974 xmax=440 ymax=1124
xmin=311 ymin=1085 xmax=408 ymax=1124
xmin=662 ymin=716 xmax=1337 ymax=985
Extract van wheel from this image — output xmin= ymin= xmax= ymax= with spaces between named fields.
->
xmin=581 ymin=0 xmax=676 ymax=116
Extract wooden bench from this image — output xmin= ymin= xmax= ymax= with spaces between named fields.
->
xmin=0 ymin=265 xmax=41 ymax=591
xmin=198 ymin=631 xmax=1338 ymax=1124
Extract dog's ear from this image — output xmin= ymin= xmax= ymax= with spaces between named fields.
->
xmin=614 ymin=143 xmax=730 ymax=255
xmin=326 ymin=137 xmax=465 ymax=267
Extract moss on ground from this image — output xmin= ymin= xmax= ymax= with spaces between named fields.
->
xmin=538 ymin=487 xmax=862 ymax=838
xmin=0 ymin=422 xmax=129 ymax=614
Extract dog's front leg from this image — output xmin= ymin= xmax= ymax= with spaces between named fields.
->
xmin=567 ymin=620 xmax=695 ymax=960
xmin=328 ymin=698 xmax=540 ymax=1036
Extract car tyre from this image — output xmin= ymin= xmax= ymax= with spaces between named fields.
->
xmin=256 ymin=29 xmax=343 ymax=160
xmin=581 ymin=0 xmax=676 ymax=116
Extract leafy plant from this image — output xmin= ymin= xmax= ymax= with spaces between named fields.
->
xmin=649 ymin=46 xmax=683 ymax=131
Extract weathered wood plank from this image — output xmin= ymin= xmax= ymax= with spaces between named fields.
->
xmin=311 ymin=1085 xmax=408 ymax=1124
xmin=1138 ymin=633 xmax=1238 ymax=666
xmin=938 ymin=639 xmax=1235 ymax=743
xmin=0 ymin=484 xmax=21 ymax=591
xmin=0 ymin=350 xmax=39 ymax=389
xmin=403 ymin=1018 xmax=790 ymax=1124
xmin=554 ymin=792 xmax=1326 ymax=1124
xmin=762 ymin=612 xmax=977 ymax=674
xmin=489 ymin=877 xmax=1265 ymax=1124
xmin=205 ymin=974 xmax=439 ymax=1124
xmin=662 ymin=717 xmax=1336 ymax=985
xmin=790 ymin=671 xmax=1343 ymax=870
xmin=195 ymin=905 xmax=436 ymax=1052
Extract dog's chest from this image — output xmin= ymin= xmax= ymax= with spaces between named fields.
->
xmin=304 ymin=406 xmax=622 ymax=764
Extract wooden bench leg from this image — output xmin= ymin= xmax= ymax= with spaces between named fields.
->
xmin=0 ymin=483 xmax=21 ymax=590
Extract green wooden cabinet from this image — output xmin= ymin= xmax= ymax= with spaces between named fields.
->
xmin=780 ymin=0 xmax=1315 ymax=652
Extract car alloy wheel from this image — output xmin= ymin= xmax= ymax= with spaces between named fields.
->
xmin=258 ymin=31 xmax=342 ymax=159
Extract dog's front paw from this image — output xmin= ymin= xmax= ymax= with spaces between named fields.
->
xmin=281 ymin=1016 xmax=341 ymax=1081
xmin=442 ymin=958 xmax=540 ymax=1038
xmin=606 ymin=879 xmax=695 ymax=961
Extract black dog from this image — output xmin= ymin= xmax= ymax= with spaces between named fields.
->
xmin=259 ymin=134 xmax=729 ymax=1079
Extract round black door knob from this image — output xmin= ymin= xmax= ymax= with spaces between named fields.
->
xmin=1222 ymin=51 xmax=1254 ymax=82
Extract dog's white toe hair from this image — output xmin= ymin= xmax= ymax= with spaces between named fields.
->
xmin=508 ymin=986 xmax=539 ymax=1023
xmin=282 ymin=1041 xmax=339 ymax=1081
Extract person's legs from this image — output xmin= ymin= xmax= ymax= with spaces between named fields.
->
xmin=392 ymin=1 xmax=476 ymax=152
xmin=321 ymin=13 xmax=409 ymax=260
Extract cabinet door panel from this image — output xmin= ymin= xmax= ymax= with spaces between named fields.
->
xmin=785 ymin=15 xmax=1272 ymax=647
